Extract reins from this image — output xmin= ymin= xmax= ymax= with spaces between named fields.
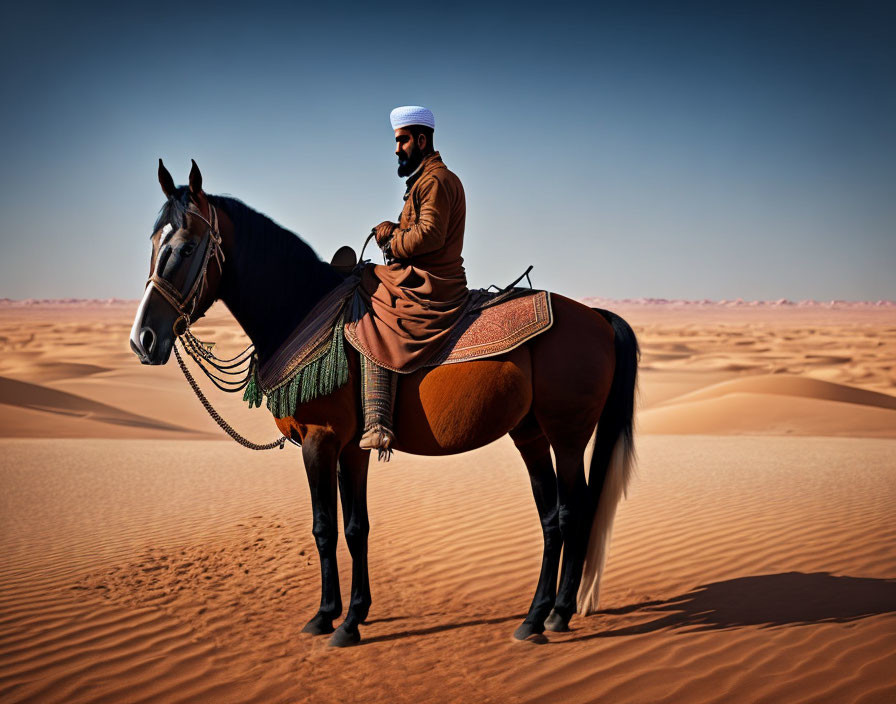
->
xmin=173 ymin=341 xmax=287 ymax=451
xmin=148 ymin=200 xmax=291 ymax=451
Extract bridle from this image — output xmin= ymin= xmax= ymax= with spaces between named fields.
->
xmin=142 ymin=198 xmax=290 ymax=450
xmin=145 ymin=201 xmax=225 ymax=334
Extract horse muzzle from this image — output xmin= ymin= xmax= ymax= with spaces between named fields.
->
xmin=129 ymin=285 xmax=176 ymax=365
xmin=130 ymin=326 xmax=173 ymax=365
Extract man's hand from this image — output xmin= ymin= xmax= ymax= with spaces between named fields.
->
xmin=373 ymin=221 xmax=397 ymax=246
xmin=383 ymin=239 xmax=398 ymax=265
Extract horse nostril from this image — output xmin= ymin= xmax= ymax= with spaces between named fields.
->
xmin=140 ymin=327 xmax=155 ymax=353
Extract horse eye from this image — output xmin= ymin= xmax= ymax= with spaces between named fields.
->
xmin=181 ymin=242 xmax=197 ymax=257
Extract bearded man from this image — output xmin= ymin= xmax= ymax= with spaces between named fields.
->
xmin=352 ymin=106 xmax=469 ymax=456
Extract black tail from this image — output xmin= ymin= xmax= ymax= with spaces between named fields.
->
xmin=577 ymin=308 xmax=639 ymax=614
xmin=588 ymin=308 xmax=639 ymax=493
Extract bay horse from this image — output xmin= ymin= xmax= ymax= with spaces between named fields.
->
xmin=130 ymin=160 xmax=638 ymax=647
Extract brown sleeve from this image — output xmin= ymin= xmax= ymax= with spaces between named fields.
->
xmin=391 ymin=176 xmax=451 ymax=259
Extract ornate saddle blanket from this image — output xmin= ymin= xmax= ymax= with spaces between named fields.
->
xmin=245 ymin=275 xmax=552 ymax=417
xmin=345 ymin=287 xmax=553 ymax=369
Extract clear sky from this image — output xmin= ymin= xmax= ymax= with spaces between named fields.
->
xmin=1 ymin=0 xmax=893 ymax=301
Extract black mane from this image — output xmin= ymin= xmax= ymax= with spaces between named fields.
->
xmin=211 ymin=194 xmax=344 ymax=361
xmin=150 ymin=188 xmax=342 ymax=361
xmin=210 ymin=194 xmax=344 ymax=361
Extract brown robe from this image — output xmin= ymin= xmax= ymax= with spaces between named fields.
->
xmin=351 ymin=152 xmax=469 ymax=372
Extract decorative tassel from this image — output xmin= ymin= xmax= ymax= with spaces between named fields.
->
xmin=247 ymin=321 xmax=350 ymax=418
xmin=242 ymin=357 xmax=264 ymax=409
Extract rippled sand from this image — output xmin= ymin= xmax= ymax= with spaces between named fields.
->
xmin=1 ymin=301 xmax=894 ymax=703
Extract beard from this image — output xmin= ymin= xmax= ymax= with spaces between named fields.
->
xmin=397 ymin=144 xmax=424 ymax=177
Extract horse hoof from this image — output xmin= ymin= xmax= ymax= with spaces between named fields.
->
xmin=513 ymin=622 xmax=547 ymax=643
xmin=329 ymin=625 xmax=361 ymax=648
xmin=544 ymin=610 xmax=570 ymax=632
xmin=302 ymin=613 xmax=335 ymax=636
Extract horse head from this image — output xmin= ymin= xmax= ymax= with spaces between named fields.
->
xmin=129 ymin=159 xmax=225 ymax=364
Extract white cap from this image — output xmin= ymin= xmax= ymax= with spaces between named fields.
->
xmin=390 ymin=105 xmax=435 ymax=130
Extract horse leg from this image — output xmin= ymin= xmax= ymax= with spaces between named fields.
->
xmin=330 ymin=443 xmax=372 ymax=647
xmin=510 ymin=422 xmax=562 ymax=641
xmin=545 ymin=446 xmax=592 ymax=632
xmin=300 ymin=429 xmax=342 ymax=635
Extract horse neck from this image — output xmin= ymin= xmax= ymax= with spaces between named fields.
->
xmin=212 ymin=197 xmax=343 ymax=362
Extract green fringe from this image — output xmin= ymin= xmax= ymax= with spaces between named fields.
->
xmin=243 ymin=322 xmax=350 ymax=418
xmin=243 ymin=357 xmax=264 ymax=409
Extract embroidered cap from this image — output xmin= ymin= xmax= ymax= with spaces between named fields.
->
xmin=390 ymin=105 xmax=435 ymax=130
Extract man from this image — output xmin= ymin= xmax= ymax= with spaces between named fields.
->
xmin=353 ymin=106 xmax=469 ymax=456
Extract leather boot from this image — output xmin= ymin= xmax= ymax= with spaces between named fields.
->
xmin=359 ymin=357 xmax=397 ymax=461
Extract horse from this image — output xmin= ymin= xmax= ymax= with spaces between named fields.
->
xmin=130 ymin=159 xmax=638 ymax=647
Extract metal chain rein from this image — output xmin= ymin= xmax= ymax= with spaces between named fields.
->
xmin=174 ymin=339 xmax=288 ymax=451
xmin=180 ymin=338 xmax=254 ymax=393
xmin=156 ymin=203 xmax=289 ymax=450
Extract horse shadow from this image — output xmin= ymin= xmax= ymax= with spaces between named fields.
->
xmin=360 ymin=572 xmax=895 ymax=645
xmin=570 ymin=571 xmax=896 ymax=641
xmin=363 ymin=613 xmax=528 ymax=644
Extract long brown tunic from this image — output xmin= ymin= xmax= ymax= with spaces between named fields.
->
xmin=352 ymin=152 xmax=469 ymax=372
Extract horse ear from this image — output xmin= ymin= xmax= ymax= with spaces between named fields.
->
xmin=158 ymin=158 xmax=176 ymax=198
xmin=189 ymin=159 xmax=203 ymax=196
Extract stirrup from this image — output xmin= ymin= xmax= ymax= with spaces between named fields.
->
xmin=359 ymin=424 xmax=395 ymax=462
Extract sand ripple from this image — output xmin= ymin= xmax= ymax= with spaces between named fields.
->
xmin=2 ymin=304 xmax=895 ymax=702
xmin=2 ymin=437 xmax=894 ymax=703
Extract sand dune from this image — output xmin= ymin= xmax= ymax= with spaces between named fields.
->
xmin=622 ymin=304 xmax=896 ymax=396
xmin=0 ymin=376 xmax=201 ymax=438
xmin=640 ymin=393 xmax=896 ymax=437
xmin=640 ymin=375 xmax=896 ymax=437
xmin=1 ymin=301 xmax=894 ymax=440
xmin=1 ymin=301 xmax=894 ymax=703
xmin=0 ymin=304 xmax=283 ymax=440
xmin=656 ymin=374 xmax=896 ymax=410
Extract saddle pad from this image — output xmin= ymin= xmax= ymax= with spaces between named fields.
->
xmin=258 ymin=275 xmax=358 ymax=392
xmin=421 ymin=290 xmax=552 ymax=367
xmin=260 ymin=281 xmax=553 ymax=393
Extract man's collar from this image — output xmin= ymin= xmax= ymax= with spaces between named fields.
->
xmin=405 ymin=160 xmax=425 ymax=182
xmin=404 ymin=151 xmax=441 ymax=192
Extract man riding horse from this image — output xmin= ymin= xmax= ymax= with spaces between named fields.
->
xmin=132 ymin=147 xmax=637 ymax=644
xmin=354 ymin=106 xmax=469 ymax=456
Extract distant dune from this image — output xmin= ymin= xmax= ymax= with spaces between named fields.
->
xmin=639 ymin=375 xmax=896 ymax=438
xmin=581 ymin=296 xmax=895 ymax=308
xmin=0 ymin=298 xmax=893 ymax=440
xmin=657 ymin=375 xmax=896 ymax=410
xmin=0 ymin=376 xmax=203 ymax=439
xmin=2 ymin=297 xmax=894 ymax=308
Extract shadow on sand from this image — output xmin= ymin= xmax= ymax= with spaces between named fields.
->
xmin=569 ymin=571 xmax=896 ymax=641
xmin=359 ymin=572 xmax=895 ymax=645
xmin=363 ymin=613 xmax=527 ymax=644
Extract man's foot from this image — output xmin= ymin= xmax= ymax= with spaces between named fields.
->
xmin=359 ymin=425 xmax=395 ymax=461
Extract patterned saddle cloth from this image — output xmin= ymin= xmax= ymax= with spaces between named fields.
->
xmin=249 ymin=275 xmax=552 ymax=415
xmin=369 ymin=286 xmax=553 ymax=367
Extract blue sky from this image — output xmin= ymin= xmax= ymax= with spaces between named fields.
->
xmin=1 ymin=1 xmax=893 ymax=300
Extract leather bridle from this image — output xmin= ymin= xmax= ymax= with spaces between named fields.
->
xmin=145 ymin=202 xmax=225 ymax=334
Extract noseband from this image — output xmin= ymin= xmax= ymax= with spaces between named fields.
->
xmin=146 ymin=202 xmax=224 ymax=332
xmin=140 ymin=199 xmax=288 ymax=450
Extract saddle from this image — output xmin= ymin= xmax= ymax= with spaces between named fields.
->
xmin=245 ymin=248 xmax=552 ymax=417
xmin=345 ymin=286 xmax=552 ymax=368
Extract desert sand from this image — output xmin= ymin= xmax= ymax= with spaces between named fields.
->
xmin=1 ymin=299 xmax=894 ymax=703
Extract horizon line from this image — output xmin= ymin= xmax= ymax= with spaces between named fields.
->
xmin=2 ymin=297 xmax=893 ymax=309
